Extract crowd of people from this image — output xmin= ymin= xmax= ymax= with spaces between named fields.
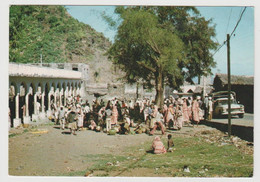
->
xmin=8 ymin=93 xmax=214 ymax=154
xmin=48 ymin=94 xmax=213 ymax=137
xmin=20 ymin=94 xmax=212 ymax=154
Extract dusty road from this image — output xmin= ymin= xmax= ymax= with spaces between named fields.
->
xmin=210 ymin=113 xmax=254 ymax=127
xmin=9 ymin=124 xmax=154 ymax=176
xmin=8 ymin=123 xmax=253 ymax=176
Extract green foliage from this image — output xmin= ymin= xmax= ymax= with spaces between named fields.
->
xmin=105 ymin=6 xmax=218 ymax=106
xmin=9 ymin=5 xmax=110 ymax=63
xmin=143 ymin=6 xmax=218 ymax=82
xmin=109 ymin=9 xmax=183 ymax=84
xmin=107 ymin=6 xmax=218 ymax=87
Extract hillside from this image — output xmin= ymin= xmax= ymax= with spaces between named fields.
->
xmin=9 ymin=5 xmax=110 ymax=63
xmin=9 ymin=5 xmax=124 ymax=84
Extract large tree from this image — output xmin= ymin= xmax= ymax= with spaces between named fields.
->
xmin=107 ymin=7 xmax=218 ymax=108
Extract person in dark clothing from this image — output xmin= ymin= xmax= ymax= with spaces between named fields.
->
xmin=116 ymin=101 xmax=122 ymax=121
xmin=134 ymin=102 xmax=141 ymax=122
xmin=67 ymin=108 xmax=78 ymax=135
xmin=119 ymin=122 xmax=130 ymax=135
xmin=92 ymin=102 xmax=99 ymax=124
xmin=100 ymin=99 xmax=105 ymax=108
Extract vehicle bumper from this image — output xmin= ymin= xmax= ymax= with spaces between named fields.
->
xmin=221 ymin=111 xmax=244 ymax=115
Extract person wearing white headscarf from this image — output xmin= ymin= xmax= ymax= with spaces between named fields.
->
xmin=208 ymin=97 xmax=213 ymax=120
xmin=152 ymin=136 xmax=166 ymax=154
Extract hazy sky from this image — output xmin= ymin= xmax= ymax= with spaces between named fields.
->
xmin=66 ymin=6 xmax=254 ymax=76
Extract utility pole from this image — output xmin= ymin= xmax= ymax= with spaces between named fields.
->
xmin=136 ymin=82 xmax=139 ymax=99
xmin=202 ymin=72 xmax=206 ymax=100
xmin=227 ymin=34 xmax=231 ymax=137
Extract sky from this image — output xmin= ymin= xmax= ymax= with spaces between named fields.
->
xmin=66 ymin=6 xmax=254 ymax=77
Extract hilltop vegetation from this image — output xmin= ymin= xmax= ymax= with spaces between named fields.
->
xmin=9 ymin=5 xmax=111 ymax=63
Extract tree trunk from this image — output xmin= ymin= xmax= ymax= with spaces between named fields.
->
xmin=155 ymin=68 xmax=164 ymax=109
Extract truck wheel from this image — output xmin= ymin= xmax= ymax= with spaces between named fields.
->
xmin=238 ymin=114 xmax=244 ymax=118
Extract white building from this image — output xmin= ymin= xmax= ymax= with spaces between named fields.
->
xmin=9 ymin=63 xmax=84 ymax=128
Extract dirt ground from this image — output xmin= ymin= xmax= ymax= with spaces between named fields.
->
xmin=8 ymin=123 xmax=253 ymax=176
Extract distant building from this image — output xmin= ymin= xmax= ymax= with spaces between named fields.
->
xmin=213 ymin=74 xmax=254 ymax=113
xmin=180 ymin=76 xmax=214 ymax=99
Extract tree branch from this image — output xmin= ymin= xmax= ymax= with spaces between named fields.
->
xmin=146 ymin=40 xmax=161 ymax=55
xmin=137 ymin=61 xmax=156 ymax=73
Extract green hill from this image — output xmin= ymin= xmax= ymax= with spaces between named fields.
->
xmin=9 ymin=5 xmax=111 ymax=64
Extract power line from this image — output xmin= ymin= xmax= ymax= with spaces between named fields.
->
xmin=230 ymin=7 xmax=247 ymax=37
xmin=212 ymin=40 xmax=226 ymax=56
xmin=225 ymin=8 xmax=233 ymax=35
xmin=213 ymin=7 xmax=247 ymax=57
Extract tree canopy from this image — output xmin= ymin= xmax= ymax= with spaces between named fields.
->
xmin=107 ymin=6 xmax=218 ymax=107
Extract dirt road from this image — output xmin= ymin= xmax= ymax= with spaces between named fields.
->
xmin=8 ymin=123 xmax=253 ymax=176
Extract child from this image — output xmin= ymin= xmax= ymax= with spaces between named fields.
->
xmin=167 ymin=134 xmax=174 ymax=152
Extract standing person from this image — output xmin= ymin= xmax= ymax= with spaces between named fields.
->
xmin=54 ymin=107 xmax=59 ymax=125
xmin=105 ymin=102 xmax=112 ymax=132
xmin=151 ymin=136 xmax=167 ymax=154
xmin=197 ymin=96 xmax=204 ymax=120
xmin=204 ymin=95 xmax=209 ymax=121
xmin=175 ymin=100 xmax=183 ymax=130
xmin=187 ymin=97 xmax=192 ymax=107
xmin=149 ymin=108 xmax=165 ymax=135
xmin=111 ymin=104 xmax=118 ymax=125
xmin=83 ymin=102 xmax=91 ymax=127
xmin=192 ymin=96 xmax=200 ymax=126
xmin=133 ymin=102 xmax=141 ymax=123
xmin=50 ymin=102 xmax=56 ymax=120
xmin=100 ymin=99 xmax=105 ymax=108
xmin=208 ymin=97 xmax=213 ymax=120
xmin=67 ymin=107 xmax=78 ymax=135
xmin=116 ymin=101 xmax=122 ymax=122
xmin=166 ymin=104 xmax=174 ymax=129
xmin=59 ymin=106 xmax=66 ymax=130
xmin=98 ymin=106 xmax=106 ymax=130
xmin=92 ymin=100 xmax=99 ymax=124
xmin=182 ymin=98 xmax=191 ymax=126
xmin=163 ymin=102 xmax=168 ymax=124
xmin=188 ymin=97 xmax=193 ymax=121
xmin=143 ymin=103 xmax=149 ymax=124
xmin=77 ymin=106 xmax=84 ymax=131
xmin=149 ymin=104 xmax=157 ymax=130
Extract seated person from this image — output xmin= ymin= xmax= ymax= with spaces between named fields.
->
xmin=167 ymin=134 xmax=175 ymax=152
xmin=151 ymin=136 xmax=166 ymax=154
xmin=119 ymin=121 xmax=130 ymax=135
xmin=89 ymin=120 xmax=97 ymax=130
xmin=134 ymin=123 xmax=148 ymax=134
